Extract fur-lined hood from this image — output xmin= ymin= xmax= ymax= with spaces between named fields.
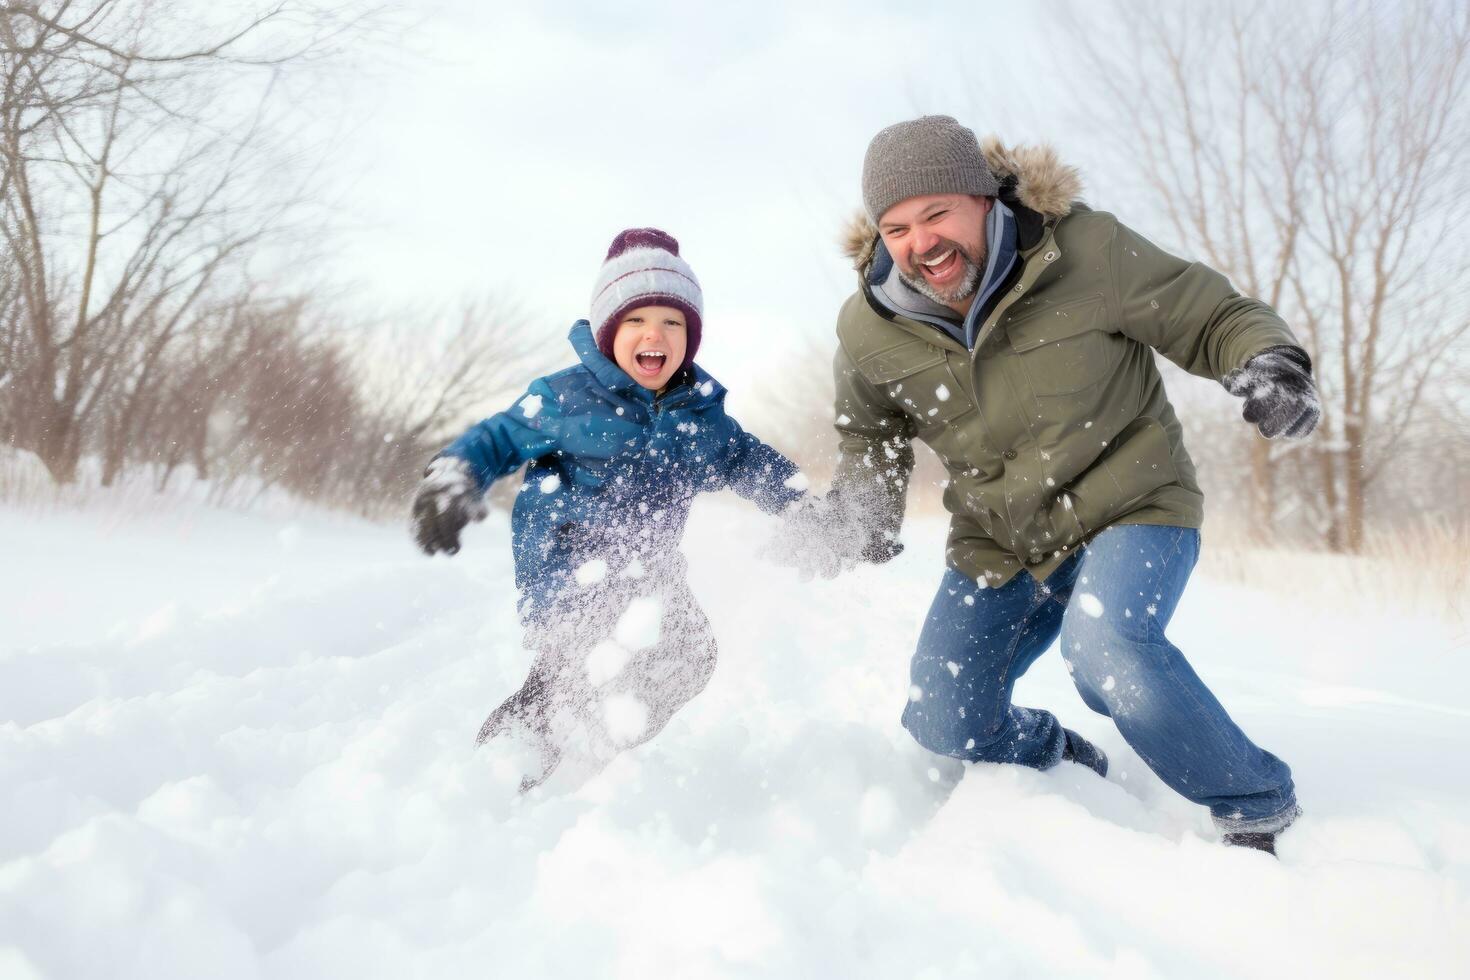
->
xmin=841 ymin=138 xmax=1083 ymax=272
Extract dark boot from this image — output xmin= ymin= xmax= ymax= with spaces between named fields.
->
xmin=1060 ymin=728 xmax=1108 ymax=778
xmin=1222 ymin=831 xmax=1278 ymax=856
xmin=477 ymin=674 xmax=561 ymax=793
xmin=479 ymin=723 xmax=561 ymax=795
xmin=1222 ymin=804 xmax=1299 ymax=857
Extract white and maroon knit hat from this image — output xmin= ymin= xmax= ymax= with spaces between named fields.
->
xmin=590 ymin=228 xmax=703 ymax=371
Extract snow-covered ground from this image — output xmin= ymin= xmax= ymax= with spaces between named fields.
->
xmin=2 ymin=493 xmax=1468 ymax=978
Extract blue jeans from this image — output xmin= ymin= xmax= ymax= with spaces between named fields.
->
xmin=901 ymin=524 xmax=1298 ymax=833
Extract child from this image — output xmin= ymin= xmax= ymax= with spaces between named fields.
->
xmin=412 ymin=228 xmax=810 ymax=791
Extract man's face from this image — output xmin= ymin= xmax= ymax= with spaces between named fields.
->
xmin=878 ymin=193 xmax=993 ymax=312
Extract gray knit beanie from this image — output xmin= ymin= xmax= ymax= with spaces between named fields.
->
xmin=862 ymin=115 xmax=1000 ymax=221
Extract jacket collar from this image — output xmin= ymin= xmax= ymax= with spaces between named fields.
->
xmin=842 ymin=138 xmax=1080 ymax=278
xmin=865 ymin=198 xmax=1020 ymax=350
xmin=568 ymin=320 xmax=725 ymax=409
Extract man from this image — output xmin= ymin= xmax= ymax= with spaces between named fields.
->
xmin=790 ymin=116 xmax=1320 ymax=855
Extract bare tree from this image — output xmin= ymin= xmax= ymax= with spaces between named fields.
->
xmin=753 ymin=327 xmax=950 ymax=510
xmin=0 ymin=1 xmax=345 ymax=484
xmin=752 ymin=332 xmax=840 ymax=482
xmin=0 ymin=241 xmax=17 ymax=409
xmin=1071 ymin=0 xmax=1470 ymax=551
xmin=339 ymin=301 xmax=560 ymax=515
xmin=0 ymin=3 xmax=539 ymax=518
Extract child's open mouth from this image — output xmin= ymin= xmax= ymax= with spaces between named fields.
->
xmin=634 ymin=351 xmax=667 ymax=376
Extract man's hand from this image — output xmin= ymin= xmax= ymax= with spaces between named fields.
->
xmin=761 ymin=491 xmax=893 ymax=581
xmin=1223 ymin=346 xmax=1321 ymax=439
xmin=411 ymin=456 xmax=488 ymax=556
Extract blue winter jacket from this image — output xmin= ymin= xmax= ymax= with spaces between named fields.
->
xmin=441 ymin=321 xmax=805 ymax=620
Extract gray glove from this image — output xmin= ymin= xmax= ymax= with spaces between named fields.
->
xmin=411 ymin=456 xmax=488 ymax=556
xmin=761 ymin=493 xmax=870 ymax=581
xmin=1223 ymin=346 xmax=1321 ymax=439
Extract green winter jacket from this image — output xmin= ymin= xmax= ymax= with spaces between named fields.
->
xmin=832 ymin=140 xmax=1303 ymax=586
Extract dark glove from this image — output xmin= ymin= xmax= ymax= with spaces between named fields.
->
xmin=859 ymin=528 xmax=905 ymax=564
xmin=760 ymin=489 xmax=901 ymax=581
xmin=1222 ymin=346 xmax=1321 ymax=439
xmin=830 ymin=485 xmax=904 ymax=565
xmin=760 ymin=494 xmax=866 ymax=581
xmin=411 ymin=456 xmax=487 ymax=556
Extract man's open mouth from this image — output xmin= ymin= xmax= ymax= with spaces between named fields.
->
xmin=634 ymin=351 xmax=668 ymax=375
xmin=918 ymin=248 xmax=961 ymax=283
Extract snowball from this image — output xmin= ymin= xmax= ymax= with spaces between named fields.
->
xmin=0 ymin=949 xmax=43 ymax=980
xmin=908 ymin=684 xmax=924 ymax=702
xmin=603 ymin=694 xmax=649 ymax=745
xmin=1102 ymin=675 xmax=1116 ymax=692
xmin=946 ymin=661 xmax=961 ymax=678
xmin=519 ymin=394 xmax=544 ymax=418
xmin=277 ymin=525 xmax=302 ymax=553
xmin=136 ymin=775 xmax=238 ymax=837
xmin=935 ymin=384 xmax=950 ymax=402
xmin=1077 ymin=593 xmax=1105 ymax=618
xmin=539 ymin=474 xmax=561 ymax=493
xmin=585 ymin=640 xmax=631 ymax=687
xmin=962 ymin=594 xmax=975 ymax=606
xmin=574 ymin=559 xmax=608 ymax=586
xmin=699 ymin=380 xmax=715 ymax=396
xmin=133 ymin=603 xmax=177 ymax=644
xmin=858 ymin=786 xmax=898 ymax=839
xmin=613 ymin=596 xmax=662 ymax=650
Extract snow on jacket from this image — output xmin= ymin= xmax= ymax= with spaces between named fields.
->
xmin=833 ymin=139 xmax=1306 ymax=587
xmin=441 ymin=320 xmax=805 ymax=619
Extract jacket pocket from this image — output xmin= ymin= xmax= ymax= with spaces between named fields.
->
xmin=1005 ymin=294 xmax=1115 ymax=396
xmin=1063 ymin=416 xmax=1181 ymax=535
xmin=858 ymin=340 xmax=974 ymax=428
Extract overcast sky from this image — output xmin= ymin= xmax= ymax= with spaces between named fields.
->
xmin=322 ymin=1 xmax=1126 ymax=417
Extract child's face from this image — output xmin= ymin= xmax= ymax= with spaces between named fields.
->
xmin=611 ymin=305 xmax=687 ymax=390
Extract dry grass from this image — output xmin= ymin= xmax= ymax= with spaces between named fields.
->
xmin=1197 ymin=515 xmax=1470 ymax=625
xmin=905 ymin=468 xmax=1467 ymax=624
xmin=6 ymin=446 xmax=1464 ymax=626
xmin=0 ymin=447 xmax=324 ymax=522
xmin=0 ymin=447 xmax=61 ymax=508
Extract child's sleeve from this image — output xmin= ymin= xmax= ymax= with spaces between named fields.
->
xmin=719 ymin=416 xmax=806 ymax=514
xmin=438 ymin=378 xmax=563 ymax=492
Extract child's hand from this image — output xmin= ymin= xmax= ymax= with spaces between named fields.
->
xmin=761 ymin=494 xmax=867 ymax=581
xmin=411 ymin=456 xmax=488 ymax=556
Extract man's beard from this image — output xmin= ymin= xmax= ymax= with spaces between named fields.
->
xmin=897 ymin=237 xmax=985 ymax=308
